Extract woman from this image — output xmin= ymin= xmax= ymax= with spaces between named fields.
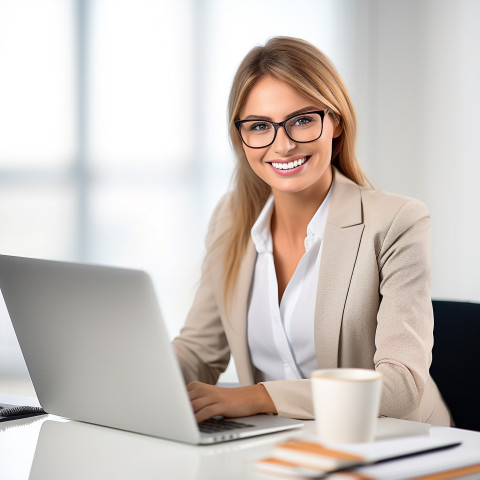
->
xmin=172 ymin=36 xmax=451 ymax=426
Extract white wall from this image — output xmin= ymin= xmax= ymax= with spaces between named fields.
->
xmin=334 ymin=0 xmax=480 ymax=302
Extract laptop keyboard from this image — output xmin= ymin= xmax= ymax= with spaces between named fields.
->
xmin=198 ymin=417 xmax=255 ymax=434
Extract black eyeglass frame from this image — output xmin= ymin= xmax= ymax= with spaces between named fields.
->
xmin=234 ymin=109 xmax=329 ymax=149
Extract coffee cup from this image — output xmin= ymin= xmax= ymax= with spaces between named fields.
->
xmin=310 ymin=368 xmax=382 ymax=443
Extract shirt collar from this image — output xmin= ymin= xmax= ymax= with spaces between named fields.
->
xmin=250 ymin=185 xmax=333 ymax=254
xmin=251 ymin=195 xmax=275 ymax=253
xmin=304 ymin=185 xmax=332 ymax=251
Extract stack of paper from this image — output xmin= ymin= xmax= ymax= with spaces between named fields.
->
xmin=255 ymin=436 xmax=480 ymax=479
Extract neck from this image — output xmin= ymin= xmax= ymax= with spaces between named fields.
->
xmin=271 ymin=172 xmax=333 ymax=244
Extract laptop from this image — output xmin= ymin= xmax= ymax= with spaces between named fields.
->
xmin=0 ymin=254 xmax=303 ymax=444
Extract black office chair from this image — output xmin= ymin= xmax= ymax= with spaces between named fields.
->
xmin=430 ymin=300 xmax=480 ymax=431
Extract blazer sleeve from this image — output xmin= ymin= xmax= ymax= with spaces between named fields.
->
xmin=171 ymin=196 xmax=231 ymax=385
xmin=261 ymin=379 xmax=314 ymax=419
xmin=374 ymin=198 xmax=434 ymax=419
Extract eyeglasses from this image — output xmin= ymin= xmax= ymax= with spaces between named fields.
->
xmin=234 ymin=110 xmax=328 ymax=149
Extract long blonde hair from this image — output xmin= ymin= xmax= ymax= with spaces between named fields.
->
xmin=223 ymin=36 xmax=367 ymax=304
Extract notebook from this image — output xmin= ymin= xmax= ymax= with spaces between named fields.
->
xmin=0 ymin=254 xmax=303 ymax=444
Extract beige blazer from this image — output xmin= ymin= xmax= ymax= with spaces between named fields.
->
xmin=172 ymin=168 xmax=451 ymax=426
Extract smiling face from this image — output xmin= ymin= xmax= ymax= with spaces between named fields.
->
xmin=238 ymin=75 xmax=341 ymax=200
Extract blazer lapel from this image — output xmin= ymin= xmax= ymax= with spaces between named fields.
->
xmin=314 ymin=169 xmax=365 ymax=368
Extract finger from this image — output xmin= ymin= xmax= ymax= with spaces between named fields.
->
xmin=195 ymin=404 xmax=223 ymax=423
xmin=190 ymin=395 xmax=216 ymax=413
xmin=186 ymin=381 xmax=207 ymax=400
xmin=186 ymin=380 xmax=202 ymax=389
xmin=186 ymin=381 xmax=202 ymax=393
xmin=187 ymin=383 xmax=222 ymax=402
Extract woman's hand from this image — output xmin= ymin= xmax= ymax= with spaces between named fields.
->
xmin=187 ymin=381 xmax=277 ymax=423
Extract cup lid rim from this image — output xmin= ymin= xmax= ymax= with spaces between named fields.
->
xmin=310 ymin=368 xmax=382 ymax=381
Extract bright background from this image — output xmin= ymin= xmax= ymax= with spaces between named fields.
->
xmin=1 ymin=0 xmax=479 ymax=387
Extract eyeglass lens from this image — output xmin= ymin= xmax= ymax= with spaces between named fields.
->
xmin=238 ymin=112 xmax=324 ymax=148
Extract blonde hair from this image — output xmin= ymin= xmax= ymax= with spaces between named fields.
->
xmin=222 ymin=36 xmax=367 ymax=304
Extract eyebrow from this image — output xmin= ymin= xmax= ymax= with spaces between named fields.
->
xmin=241 ymin=106 xmax=320 ymax=121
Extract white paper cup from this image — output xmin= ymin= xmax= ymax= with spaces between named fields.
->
xmin=310 ymin=368 xmax=382 ymax=443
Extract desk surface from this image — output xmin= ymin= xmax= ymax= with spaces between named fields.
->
xmin=1 ymin=393 xmax=480 ymax=480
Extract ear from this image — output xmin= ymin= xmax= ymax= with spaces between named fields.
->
xmin=332 ymin=120 xmax=343 ymax=138
xmin=327 ymin=110 xmax=343 ymax=138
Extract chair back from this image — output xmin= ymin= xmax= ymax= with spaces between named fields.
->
xmin=430 ymin=300 xmax=480 ymax=431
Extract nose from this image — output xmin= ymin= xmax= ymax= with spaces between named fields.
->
xmin=272 ymin=126 xmax=296 ymax=154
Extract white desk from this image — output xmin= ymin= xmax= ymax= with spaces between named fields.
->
xmin=1 ymin=393 xmax=480 ymax=480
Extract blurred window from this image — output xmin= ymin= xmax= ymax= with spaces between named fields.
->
xmin=0 ymin=0 xmax=336 ymax=379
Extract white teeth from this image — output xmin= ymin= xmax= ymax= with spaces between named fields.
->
xmin=271 ymin=157 xmax=307 ymax=170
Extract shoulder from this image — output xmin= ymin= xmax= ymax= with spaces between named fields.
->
xmin=356 ymin=184 xmax=431 ymax=259
xmin=332 ymin=168 xmax=429 ymax=230
xmin=360 ymin=186 xmax=430 ymax=228
xmin=330 ymin=169 xmax=430 ymax=258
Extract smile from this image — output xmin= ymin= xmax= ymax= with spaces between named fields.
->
xmin=270 ymin=156 xmax=309 ymax=171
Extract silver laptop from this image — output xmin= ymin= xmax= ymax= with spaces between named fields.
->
xmin=0 ymin=254 xmax=303 ymax=444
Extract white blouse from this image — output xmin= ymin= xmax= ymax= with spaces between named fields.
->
xmin=247 ymin=189 xmax=332 ymax=382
